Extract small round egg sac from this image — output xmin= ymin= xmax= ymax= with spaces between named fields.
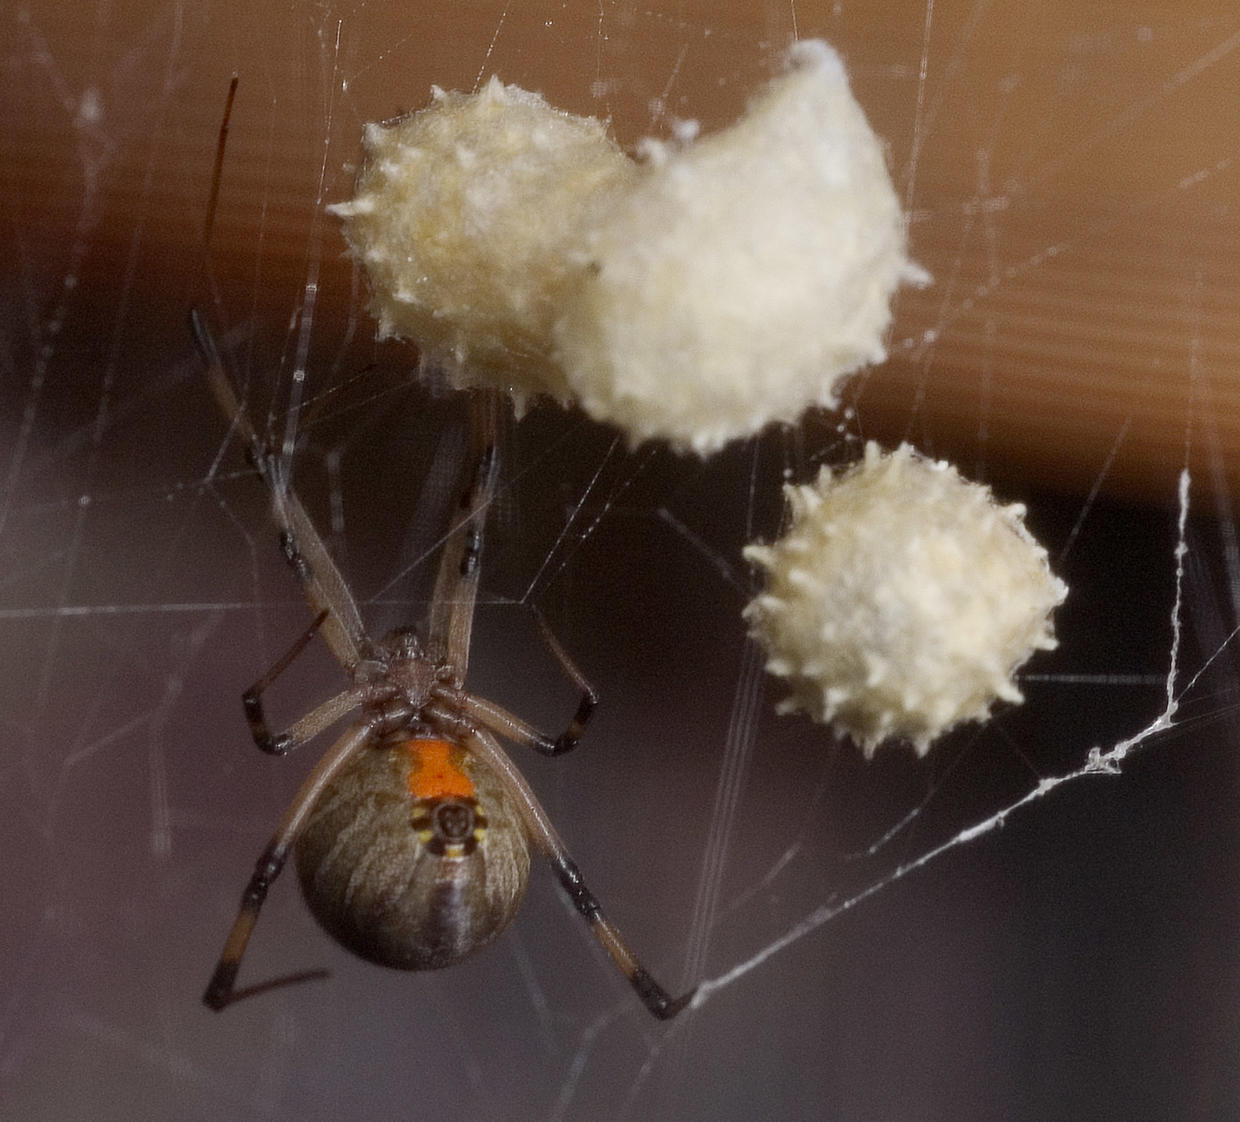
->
xmin=743 ymin=442 xmax=1068 ymax=755
xmin=329 ymin=77 xmax=636 ymax=407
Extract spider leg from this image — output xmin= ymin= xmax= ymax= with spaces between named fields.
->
xmin=431 ymin=608 xmax=597 ymax=758
xmin=191 ymin=308 xmax=369 ymax=672
xmin=203 ymin=721 xmax=372 ymax=1010
xmin=421 ymin=394 xmax=597 ymax=754
xmin=425 ymin=390 xmax=501 ymax=683
xmin=525 ymin=605 xmax=599 ymax=752
xmin=447 ymin=691 xmax=592 ymax=759
xmin=547 ymin=853 xmax=695 ymax=1020
xmin=429 ymin=709 xmax=695 ymax=1020
xmin=245 ymin=679 xmax=365 ymax=757
xmin=242 ymin=609 xmax=331 ymax=753
xmin=238 ymin=606 xmax=366 ymax=756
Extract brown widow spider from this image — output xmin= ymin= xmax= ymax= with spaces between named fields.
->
xmin=192 ymin=311 xmax=693 ymax=1020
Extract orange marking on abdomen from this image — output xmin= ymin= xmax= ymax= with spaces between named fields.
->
xmin=404 ymin=738 xmax=474 ymax=800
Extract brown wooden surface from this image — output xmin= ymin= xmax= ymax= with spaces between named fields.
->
xmin=5 ymin=1 xmax=1237 ymax=503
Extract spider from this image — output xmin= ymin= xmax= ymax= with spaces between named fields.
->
xmin=192 ymin=311 xmax=693 ymax=1020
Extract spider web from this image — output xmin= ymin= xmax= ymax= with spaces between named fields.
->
xmin=3 ymin=2 xmax=1240 ymax=1120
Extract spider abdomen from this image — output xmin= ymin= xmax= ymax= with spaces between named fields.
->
xmin=294 ymin=734 xmax=531 ymax=970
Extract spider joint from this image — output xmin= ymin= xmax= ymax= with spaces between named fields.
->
xmin=634 ymin=971 xmax=696 ymax=1021
xmin=278 ymin=531 xmax=311 ymax=580
xmin=551 ymin=856 xmax=601 ymax=920
xmin=263 ymin=733 xmax=293 ymax=756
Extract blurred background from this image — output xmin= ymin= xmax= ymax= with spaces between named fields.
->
xmin=2 ymin=2 xmax=1238 ymax=1119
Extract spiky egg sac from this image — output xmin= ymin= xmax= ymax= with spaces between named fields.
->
xmin=742 ymin=442 xmax=1068 ymax=755
xmin=330 ymin=40 xmax=926 ymax=455
xmin=328 ymin=77 xmax=635 ymax=405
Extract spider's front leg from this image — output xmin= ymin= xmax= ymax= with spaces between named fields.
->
xmin=421 ymin=391 xmax=595 ymax=756
xmin=425 ymin=396 xmax=501 ymax=682
xmin=192 ymin=307 xmax=370 ymax=674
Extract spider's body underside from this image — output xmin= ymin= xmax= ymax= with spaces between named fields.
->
xmin=192 ymin=311 xmax=692 ymax=1020
xmin=296 ymin=730 xmax=531 ymax=971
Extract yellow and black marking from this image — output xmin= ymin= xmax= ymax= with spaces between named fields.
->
xmin=411 ymin=797 xmax=488 ymax=857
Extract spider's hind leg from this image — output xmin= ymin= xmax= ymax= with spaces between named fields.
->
xmin=440 ymin=718 xmax=696 ymax=1021
xmin=203 ymin=722 xmax=371 ymax=1010
xmin=548 ymin=853 xmax=696 ymax=1020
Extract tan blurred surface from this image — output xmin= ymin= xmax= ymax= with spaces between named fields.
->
xmin=4 ymin=0 xmax=1237 ymax=502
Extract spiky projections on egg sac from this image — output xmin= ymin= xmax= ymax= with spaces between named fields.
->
xmin=330 ymin=41 xmax=925 ymax=454
xmin=328 ymin=77 xmax=636 ymax=407
xmin=742 ymin=443 xmax=1068 ymax=756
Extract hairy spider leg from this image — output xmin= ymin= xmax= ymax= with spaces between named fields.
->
xmin=527 ymin=605 xmax=598 ymax=754
xmin=549 ymin=854 xmax=694 ymax=1020
xmin=414 ymin=410 xmax=688 ymax=1016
